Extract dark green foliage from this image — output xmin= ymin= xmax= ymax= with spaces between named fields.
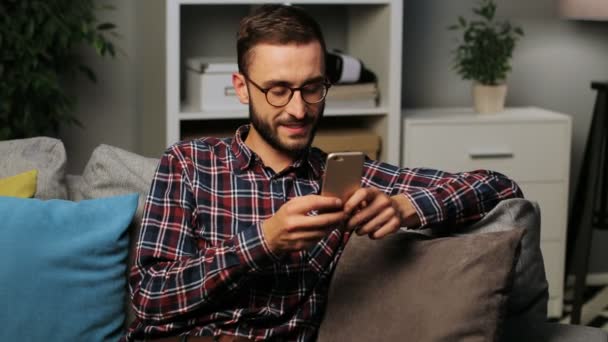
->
xmin=449 ymin=0 xmax=524 ymax=86
xmin=0 ymin=0 xmax=117 ymax=140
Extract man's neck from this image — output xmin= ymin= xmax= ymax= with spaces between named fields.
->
xmin=244 ymin=127 xmax=296 ymax=173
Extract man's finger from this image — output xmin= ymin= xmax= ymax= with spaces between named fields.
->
xmin=289 ymin=211 xmax=346 ymax=231
xmin=369 ymin=217 xmax=401 ymax=239
xmin=290 ymin=195 xmax=343 ymax=214
xmin=343 ymin=188 xmax=372 ymax=215
xmin=348 ymin=205 xmax=376 ymax=229
xmin=359 ymin=206 xmax=396 ymax=233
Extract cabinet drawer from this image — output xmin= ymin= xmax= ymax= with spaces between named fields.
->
xmin=518 ymin=182 xmax=569 ymax=241
xmin=540 ymin=240 xmax=565 ymax=300
xmin=403 ymin=121 xmax=569 ymax=182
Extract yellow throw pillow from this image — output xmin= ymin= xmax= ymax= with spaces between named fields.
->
xmin=0 ymin=169 xmax=38 ymax=198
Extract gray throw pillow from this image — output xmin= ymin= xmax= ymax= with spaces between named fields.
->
xmin=453 ymin=198 xmax=549 ymax=322
xmin=0 ymin=137 xmax=67 ymax=199
xmin=66 ymin=144 xmax=159 ymax=328
xmin=317 ymin=228 xmax=524 ymax=342
xmin=67 ymin=144 xmax=158 ymax=221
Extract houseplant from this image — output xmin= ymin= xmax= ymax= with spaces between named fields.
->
xmin=0 ymin=0 xmax=117 ymax=140
xmin=449 ymin=0 xmax=524 ymax=114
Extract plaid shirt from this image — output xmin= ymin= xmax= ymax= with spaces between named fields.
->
xmin=124 ymin=125 xmax=522 ymax=341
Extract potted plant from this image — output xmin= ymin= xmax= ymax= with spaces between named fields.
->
xmin=449 ymin=0 xmax=524 ymax=114
xmin=0 ymin=1 xmax=118 ymax=140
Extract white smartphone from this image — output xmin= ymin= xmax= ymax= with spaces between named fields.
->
xmin=320 ymin=152 xmax=365 ymax=203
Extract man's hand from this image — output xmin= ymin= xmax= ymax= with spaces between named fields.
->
xmin=262 ymin=195 xmax=346 ymax=255
xmin=343 ymin=188 xmax=421 ymax=239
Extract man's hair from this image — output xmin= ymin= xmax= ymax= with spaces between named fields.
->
xmin=237 ymin=4 xmax=326 ymax=75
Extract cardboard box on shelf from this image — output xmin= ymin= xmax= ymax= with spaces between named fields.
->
xmin=313 ymin=130 xmax=381 ymax=160
xmin=185 ymin=57 xmax=246 ymax=112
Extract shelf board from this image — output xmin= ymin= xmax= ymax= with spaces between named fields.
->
xmin=325 ymin=106 xmax=388 ymax=116
xmin=403 ymin=107 xmax=572 ymax=123
xmin=178 ymin=106 xmax=389 ymax=120
xmin=176 ymin=0 xmax=392 ymax=5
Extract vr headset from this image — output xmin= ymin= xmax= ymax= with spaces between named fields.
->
xmin=325 ymin=50 xmax=377 ymax=84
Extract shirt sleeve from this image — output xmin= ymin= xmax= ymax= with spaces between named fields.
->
xmin=129 ymin=145 xmax=279 ymax=324
xmin=363 ymin=161 xmax=524 ymax=229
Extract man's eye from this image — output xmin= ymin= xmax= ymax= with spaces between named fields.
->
xmin=303 ymin=83 xmax=324 ymax=94
xmin=269 ymin=87 xmax=289 ymax=97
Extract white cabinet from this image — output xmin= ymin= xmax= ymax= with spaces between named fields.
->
xmin=165 ymin=0 xmax=404 ymax=164
xmin=402 ymin=107 xmax=572 ymax=318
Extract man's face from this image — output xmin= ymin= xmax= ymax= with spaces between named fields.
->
xmin=244 ymin=42 xmax=325 ymax=156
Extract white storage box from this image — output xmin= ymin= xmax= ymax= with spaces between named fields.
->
xmin=185 ymin=57 xmax=246 ymax=112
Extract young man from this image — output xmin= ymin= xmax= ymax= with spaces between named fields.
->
xmin=124 ymin=5 xmax=522 ymax=342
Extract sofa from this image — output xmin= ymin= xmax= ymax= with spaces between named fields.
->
xmin=0 ymin=136 xmax=606 ymax=342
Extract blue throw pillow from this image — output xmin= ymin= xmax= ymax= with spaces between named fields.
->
xmin=0 ymin=193 xmax=138 ymax=342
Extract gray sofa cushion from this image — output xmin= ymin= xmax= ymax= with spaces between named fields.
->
xmin=318 ymin=227 xmax=524 ymax=341
xmin=455 ymin=198 xmax=549 ymax=322
xmin=0 ymin=137 xmax=67 ymax=199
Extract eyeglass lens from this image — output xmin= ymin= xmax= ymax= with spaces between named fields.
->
xmin=266 ymin=83 xmax=328 ymax=106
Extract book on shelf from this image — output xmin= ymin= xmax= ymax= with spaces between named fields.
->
xmin=325 ymin=98 xmax=377 ymax=109
xmin=327 ymin=82 xmax=378 ymax=98
xmin=326 ymin=82 xmax=378 ymax=108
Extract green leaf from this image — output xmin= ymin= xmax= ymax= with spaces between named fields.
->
xmin=106 ymin=42 xmax=116 ymax=57
xmin=81 ymin=22 xmax=89 ymax=35
xmin=487 ymin=1 xmax=496 ymax=20
xmin=94 ymin=36 xmax=104 ymax=55
xmin=79 ymin=65 xmax=97 ymax=83
xmin=97 ymin=22 xmax=116 ymax=31
xmin=459 ymin=16 xmax=467 ymax=27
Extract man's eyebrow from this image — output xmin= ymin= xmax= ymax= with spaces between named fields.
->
xmin=263 ymin=76 xmax=326 ymax=88
xmin=303 ymin=76 xmax=327 ymax=85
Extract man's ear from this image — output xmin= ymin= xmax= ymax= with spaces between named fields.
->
xmin=232 ymin=72 xmax=249 ymax=104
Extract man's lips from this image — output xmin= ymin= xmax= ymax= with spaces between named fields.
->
xmin=280 ymin=123 xmax=309 ymax=135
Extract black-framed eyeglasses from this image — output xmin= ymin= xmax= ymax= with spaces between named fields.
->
xmin=245 ymin=76 xmax=331 ymax=107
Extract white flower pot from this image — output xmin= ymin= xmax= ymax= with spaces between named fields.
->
xmin=472 ymin=83 xmax=508 ymax=114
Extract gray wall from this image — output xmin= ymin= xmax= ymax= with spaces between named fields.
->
xmin=402 ymin=0 xmax=608 ymax=273
xmin=61 ymin=0 xmax=139 ymax=174
xmin=61 ymin=0 xmax=608 ymax=273
xmin=60 ymin=0 xmax=165 ymax=174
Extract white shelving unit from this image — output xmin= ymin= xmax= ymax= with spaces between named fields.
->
xmin=166 ymin=0 xmax=403 ymax=164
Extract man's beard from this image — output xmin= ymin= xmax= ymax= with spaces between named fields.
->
xmin=249 ymin=101 xmax=323 ymax=157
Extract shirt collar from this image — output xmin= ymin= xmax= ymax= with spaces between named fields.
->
xmin=230 ymin=124 xmax=323 ymax=178
xmin=230 ymin=125 xmax=256 ymax=172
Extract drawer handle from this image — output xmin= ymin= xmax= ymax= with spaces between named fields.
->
xmin=468 ymin=149 xmax=514 ymax=160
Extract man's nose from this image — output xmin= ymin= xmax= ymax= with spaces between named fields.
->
xmin=285 ymin=90 xmax=307 ymax=120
